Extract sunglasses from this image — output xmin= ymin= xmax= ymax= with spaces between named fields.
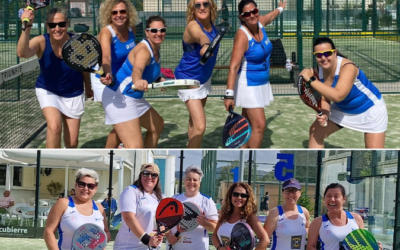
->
xmin=313 ymin=49 xmax=335 ymax=58
xmin=47 ymin=21 xmax=67 ymax=29
xmin=146 ymin=27 xmax=167 ymax=33
xmin=283 ymin=189 xmax=299 ymax=194
xmin=241 ymin=8 xmax=259 ymax=17
xmin=111 ymin=9 xmax=127 ymax=15
xmin=232 ymin=192 xmax=249 ymax=199
xmin=194 ymin=2 xmax=210 ymax=9
xmin=142 ymin=171 xmax=159 ymax=179
xmin=76 ymin=180 xmax=97 ymax=190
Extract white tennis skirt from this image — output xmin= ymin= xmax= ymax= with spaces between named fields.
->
xmin=178 ymin=77 xmax=212 ymax=102
xmin=35 ymin=88 xmax=85 ymax=119
xmin=234 ymin=81 xmax=274 ymax=108
xmin=101 ymin=80 xmax=151 ymax=125
xmin=90 ymin=73 xmax=106 ymax=102
xmin=330 ymin=98 xmax=388 ymax=133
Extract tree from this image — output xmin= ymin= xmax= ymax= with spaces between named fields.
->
xmin=297 ymin=189 xmax=314 ymax=214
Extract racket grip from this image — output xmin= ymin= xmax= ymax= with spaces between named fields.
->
xmin=317 ymin=112 xmax=328 ymax=127
xmin=174 ymin=231 xmax=180 ymax=238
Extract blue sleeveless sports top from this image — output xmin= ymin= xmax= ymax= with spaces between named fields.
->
xmin=174 ymin=20 xmax=219 ymax=84
xmin=36 ymin=33 xmax=83 ymax=97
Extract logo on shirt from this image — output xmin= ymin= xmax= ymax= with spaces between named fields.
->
xmin=250 ymin=42 xmax=254 ymax=47
xmin=265 ymin=38 xmax=270 ymax=45
xmin=291 ymin=236 xmax=302 ymax=249
xmin=126 ymin=42 xmax=135 ymax=50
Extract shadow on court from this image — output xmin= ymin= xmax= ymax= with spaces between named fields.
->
xmin=261 ymin=110 xmax=283 ymax=148
xmin=81 ymin=136 xmax=109 ymax=148
xmin=301 ymin=140 xmax=344 ymax=148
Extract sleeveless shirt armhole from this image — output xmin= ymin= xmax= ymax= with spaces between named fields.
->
xmin=341 ymin=62 xmax=358 ymax=69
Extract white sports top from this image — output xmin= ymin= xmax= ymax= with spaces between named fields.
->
xmin=271 ymin=205 xmax=307 ymax=250
xmin=318 ymin=211 xmax=359 ymax=250
xmin=58 ymin=196 xmax=104 ymax=250
xmin=216 ymin=220 xmax=244 ymax=247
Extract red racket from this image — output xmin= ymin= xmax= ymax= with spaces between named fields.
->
xmin=155 ymin=198 xmax=184 ymax=235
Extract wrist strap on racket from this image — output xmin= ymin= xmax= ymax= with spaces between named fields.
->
xmin=140 ymin=233 xmax=151 ymax=245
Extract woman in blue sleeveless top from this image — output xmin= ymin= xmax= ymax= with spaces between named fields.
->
xmin=174 ymin=0 xmax=219 ymax=148
xmin=95 ymin=0 xmax=138 ymax=148
xmin=17 ymin=8 xmax=92 ymax=148
xmin=300 ymin=37 xmax=387 ymax=148
xmin=101 ymin=16 xmax=165 ymax=148
xmin=224 ymin=0 xmax=286 ymax=148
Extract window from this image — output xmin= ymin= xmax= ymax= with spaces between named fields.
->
xmin=0 ymin=165 xmax=22 ymax=186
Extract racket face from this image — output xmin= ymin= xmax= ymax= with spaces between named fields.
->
xmin=342 ymin=229 xmax=379 ymax=250
xmin=222 ymin=109 xmax=252 ymax=148
xmin=27 ymin=0 xmax=52 ymax=10
xmin=156 ymin=198 xmax=184 ymax=234
xmin=230 ymin=222 xmax=255 ymax=250
xmin=297 ymin=75 xmax=322 ymax=114
xmin=152 ymin=79 xmax=200 ymax=90
xmin=62 ymin=33 xmax=102 ymax=73
xmin=200 ymin=27 xmax=227 ymax=65
xmin=177 ymin=202 xmax=202 ymax=232
xmin=71 ymin=223 xmax=107 ymax=250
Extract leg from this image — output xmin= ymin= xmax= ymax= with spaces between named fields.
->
xmin=364 ymin=132 xmax=385 ymax=148
xmin=42 ymin=107 xmax=63 ymax=148
xmin=186 ymin=97 xmax=207 ymax=148
xmin=242 ymin=108 xmax=266 ymax=148
xmin=62 ymin=114 xmax=81 ymax=148
xmin=105 ymin=128 xmax=121 ymax=148
xmin=308 ymin=120 xmax=341 ymax=148
xmin=113 ymin=118 xmax=143 ymax=148
xmin=140 ymin=107 xmax=164 ymax=148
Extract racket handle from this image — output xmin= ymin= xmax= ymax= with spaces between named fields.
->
xmin=317 ymin=112 xmax=328 ymax=127
xmin=174 ymin=231 xmax=180 ymax=238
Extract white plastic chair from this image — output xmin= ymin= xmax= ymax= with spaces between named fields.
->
xmin=38 ymin=206 xmax=52 ymax=227
xmin=0 ymin=207 xmax=11 ymax=225
xmin=11 ymin=203 xmax=29 ymax=226
xmin=20 ymin=206 xmax=35 ymax=227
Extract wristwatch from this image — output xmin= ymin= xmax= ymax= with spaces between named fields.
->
xmin=306 ymin=76 xmax=317 ymax=87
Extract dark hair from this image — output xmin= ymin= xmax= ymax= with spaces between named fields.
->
xmin=238 ymin=0 xmax=257 ymax=23
xmin=323 ymin=183 xmax=346 ymax=197
xmin=133 ymin=172 xmax=163 ymax=201
xmin=146 ymin=15 xmax=166 ymax=28
xmin=313 ymin=37 xmax=347 ymax=58
xmin=265 ymin=192 xmax=269 ymax=195
xmin=46 ymin=8 xmax=68 ymax=23
xmin=71 ymin=189 xmax=75 ymax=192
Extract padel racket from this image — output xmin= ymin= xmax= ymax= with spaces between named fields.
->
xmin=71 ymin=223 xmax=107 ymax=250
xmin=297 ymin=74 xmax=327 ymax=127
xmin=132 ymin=79 xmax=200 ymax=90
xmin=200 ymin=27 xmax=226 ymax=65
xmin=230 ymin=222 xmax=255 ymax=250
xmin=222 ymin=106 xmax=252 ymax=148
xmin=155 ymin=198 xmax=184 ymax=235
xmin=168 ymin=202 xmax=202 ymax=250
xmin=62 ymin=33 xmax=113 ymax=86
xmin=341 ymin=229 xmax=379 ymax=250
xmin=22 ymin=0 xmax=52 ymax=22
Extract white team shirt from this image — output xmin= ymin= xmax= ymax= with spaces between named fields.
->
xmin=318 ymin=211 xmax=359 ymax=250
xmin=168 ymin=192 xmax=219 ymax=250
xmin=271 ymin=205 xmax=307 ymax=250
xmin=216 ymin=220 xmax=242 ymax=247
xmin=114 ymin=185 xmax=165 ymax=250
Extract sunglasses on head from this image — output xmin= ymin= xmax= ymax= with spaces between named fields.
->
xmin=232 ymin=192 xmax=249 ymax=198
xmin=111 ymin=9 xmax=127 ymax=15
xmin=241 ymin=8 xmax=259 ymax=17
xmin=47 ymin=21 xmax=67 ymax=29
xmin=313 ymin=49 xmax=335 ymax=58
xmin=194 ymin=2 xmax=210 ymax=9
xmin=76 ymin=180 xmax=97 ymax=190
xmin=142 ymin=171 xmax=159 ymax=179
xmin=146 ymin=27 xmax=167 ymax=33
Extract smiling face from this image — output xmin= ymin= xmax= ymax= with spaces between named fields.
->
xmin=193 ymin=0 xmax=211 ymax=21
xmin=74 ymin=176 xmax=97 ymax=201
xmin=231 ymin=186 xmax=248 ymax=208
xmin=314 ymin=42 xmax=337 ymax=70
xmin=111 ymin=2 xmax=128 ymax=27
xmin=324 ymin=187 xmax=346 ymax=212
xmin=140 ymin=170 xmax=159 ymax=192
xmin=184 ymin=172 xmax=201 ymax=195
xmin=145 ymin=20 xmax=166 ymax=46
xmin=239 ymin=3 xmax=258 ymax=26
xmin=46 ymin=13 xmax=68 ymax=41
xmin=282 ymin=188 xmax=301 ymax=204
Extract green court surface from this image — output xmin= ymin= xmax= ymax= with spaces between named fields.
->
xmin=26 ymin=94 xmax=400 ymax=149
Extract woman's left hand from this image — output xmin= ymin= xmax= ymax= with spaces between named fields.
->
xmin=299 ymin=68 xmax=314 ymax=82
xmin=196 ymin=214 xmax=208 ymax=226
xmin=278 ymin=0 xmax=288 ymax=9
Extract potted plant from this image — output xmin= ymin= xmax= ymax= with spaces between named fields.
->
xmin=46 ymin=181 xmax=63 ymax=197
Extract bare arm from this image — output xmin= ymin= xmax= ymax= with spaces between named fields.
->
xmin=248 ymin=213 xmax=269 ymax=250
xmin=306 ymin=217 xmax=322 ymax=250
xmin=98 ymin=28 xmax=114 ymax=85
xmin=17 ymin=9 xmax=43 ymax=58
xmin=211 ymin=222 xmax=222 ymax=248
xmin=351 ymin=212 xmax=364 ymax=229
xmin=43 ymin=198 xmax=68 ymax=250
xmin=130 ymin=46 xmax=152 ymax=91
xmin=259 ymin=1 xmax=287 ymax=26
xmin=96 ymin=202 xmax=111 ymax=243
xmin=263 ymin=207 xmax=279 ymax=238
xmin=82 ymin=72 xmax=93 ymax=98
xmin=197 ymin=215 xmax=217 ymax=232
xmin=303 ymin=207 xmax=311 ymax=235
xmin=184 ymin=21 xmax=212 ymax=56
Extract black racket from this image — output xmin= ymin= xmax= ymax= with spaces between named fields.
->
xmin=222 ymin=106 xmax=252 ymax=148
xmin=62 ymin=33 xmax=114 ymax=86
xmin=200 ymin=27 xmax=226 ymax=65
xmin=230 ymin=222 xmax=255 ymax=250
xmin=22 ymin=0 xmax=52 ymax=27
xmin=71 ymin=223 xmax=107 ymax=250
xmin=297 ymin=74 xmax=327 ymax=127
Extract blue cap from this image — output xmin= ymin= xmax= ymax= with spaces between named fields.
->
xmin=282 ymin=179 xmax=301 ymax=190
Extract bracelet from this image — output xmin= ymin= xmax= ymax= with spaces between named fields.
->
xmin=140 ymin=233 xmax=151 ymax=245
xmin=22 ymin=24 xmax=33 ymax=31
xmin=277 ymin=7 xmax=284 ymax=14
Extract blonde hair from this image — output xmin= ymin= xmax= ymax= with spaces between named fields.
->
xmin=99 ymin=0 xmax=138 ymax=28
xmin=186 ymin=0 xmax=217 ymax=24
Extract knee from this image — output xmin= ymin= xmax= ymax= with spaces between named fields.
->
xmin=150 ymin=116 xmax=164 ymax=135
xmin=251 ymin=120 xmax=266 ymax=134
xmin=47 ymin=123 xmax=62 ymax=135
xmin=192 ymin=122 xmax=206 ymax=135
